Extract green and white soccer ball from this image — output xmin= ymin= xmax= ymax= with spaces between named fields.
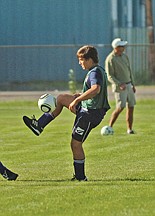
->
xmin=38 ymin=93 xmax=56 ymax=113
xmin=101 ymin=126 xmax=114 ymax=135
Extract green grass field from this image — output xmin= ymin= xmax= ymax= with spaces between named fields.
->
xmin=0 ymin=99 xmax=155 ymax=216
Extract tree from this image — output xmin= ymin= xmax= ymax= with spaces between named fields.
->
xmin=146 ymin=0 xmax=155 ymax=81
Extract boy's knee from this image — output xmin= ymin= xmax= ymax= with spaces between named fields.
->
xmin=56 ymin=94 xmax=67 ymax=105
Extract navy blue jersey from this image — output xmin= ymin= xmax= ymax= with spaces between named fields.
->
xmin=81 ymin=65 xmax=110 ymax=111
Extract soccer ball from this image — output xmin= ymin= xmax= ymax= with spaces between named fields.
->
xmin=38 ymin=93 xmax=56 ymax=113
xmin=100 ymin=126 xmax=114 ymax=135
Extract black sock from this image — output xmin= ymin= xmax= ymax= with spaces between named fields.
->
xmin=73 ymin=159 xmax=85 ymax=180
xmin=38 ymin=113 xmax=54 ymax=128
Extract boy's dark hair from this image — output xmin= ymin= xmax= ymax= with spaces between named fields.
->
xmin=77 ymin=45 xmax=99 ymax=63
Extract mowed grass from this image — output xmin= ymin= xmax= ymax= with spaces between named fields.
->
xmin=0 ymin=99 xmax=155 ymax=216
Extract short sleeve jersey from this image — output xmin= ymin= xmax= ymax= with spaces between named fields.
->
xmin=81 ymin=66 xmax=110 ymax=111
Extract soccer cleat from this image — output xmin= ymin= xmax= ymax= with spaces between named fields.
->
xmin=2 ymin=169 xmax=18 ymax=181
xmin=23 ymin=115 xmax=43 ymax=136
xmin=71 ymin=174 xmax=88 ymax=182
xmin=127 ymin=129 xmax=135 ymax=134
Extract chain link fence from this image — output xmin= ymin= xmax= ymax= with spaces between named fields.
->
xmin=0 ymin=44 xmax=153 ymax=91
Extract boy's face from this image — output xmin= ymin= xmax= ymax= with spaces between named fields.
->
xmin=78 ymin=57 xmax=93 ymax=70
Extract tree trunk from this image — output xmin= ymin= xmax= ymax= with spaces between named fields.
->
xmin=146 ymin=0 xmax=155 ymax=81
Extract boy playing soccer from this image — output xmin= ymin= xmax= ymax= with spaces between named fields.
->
xmin=23 ymin=45 xmax=110 ymax=181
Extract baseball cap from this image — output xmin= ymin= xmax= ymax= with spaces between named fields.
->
xmin=112 ymin=38 xmax=128 ymax=48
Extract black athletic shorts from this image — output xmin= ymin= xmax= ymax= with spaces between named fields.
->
xmin=72 ymin=107 xmax=106 ymax=142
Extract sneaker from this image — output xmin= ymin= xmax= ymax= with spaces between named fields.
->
xmin=2 ymin=169 xmax=18 ymax=181
xmin=23 ymin=115 xmax=43 ymax=136
xmin=127 ymin=129 xmax=135 ymax=134
xmin=71 ymin=174 xmax=88 ymax=182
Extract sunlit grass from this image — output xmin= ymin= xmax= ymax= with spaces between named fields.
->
xmin=0 ymin=99 xmax=155 ymax=216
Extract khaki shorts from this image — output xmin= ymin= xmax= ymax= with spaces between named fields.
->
xmin=114 ymin=83 xmax=136 ymax=108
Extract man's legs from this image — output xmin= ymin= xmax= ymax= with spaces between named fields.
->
xmin=71 ymin=138 xmax=85 ymax=160
xmin=109 ymin=107 xmax=124 ymax=127
xmin=126 ymin=106 xmax=134 ymax=131
xmin=71 ymin=138 xmax=86 ymax=181
xmin=70 ymin=108 xmax=103 ymax=181
xmin=126 ymin=84 xmax=136 ymax=133
xmin=109 ymin=91 xmax=126 ymax=128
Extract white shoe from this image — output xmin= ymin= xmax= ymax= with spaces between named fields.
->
xmin=127 ymin=129 xmax=135 ymax=134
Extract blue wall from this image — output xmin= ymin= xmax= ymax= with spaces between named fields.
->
xmin=0 ymin=0 xmax=153 ymax=85
xmin=0 ymin=0 xmax=112 ymax=83
xmin=0 ymin=45 xmax=111 ymax=82
xmin=0 ymin=0 xmax=111 ymax=45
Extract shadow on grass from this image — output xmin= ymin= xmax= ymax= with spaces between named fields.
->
xmin=0 ymin=178 xmax=154 ymax=185
xmin=15 ymin=177 xmax=155 ymax=182
xmin=92 ymin=178 xmax=155 ymax=182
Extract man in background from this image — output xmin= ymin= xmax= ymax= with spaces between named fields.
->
xmin=105 ymin=38 xmax=136 ymax=134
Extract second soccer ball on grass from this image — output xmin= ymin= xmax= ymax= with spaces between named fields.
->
xmin=101 ymin=126 xmax=114 ymax=135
